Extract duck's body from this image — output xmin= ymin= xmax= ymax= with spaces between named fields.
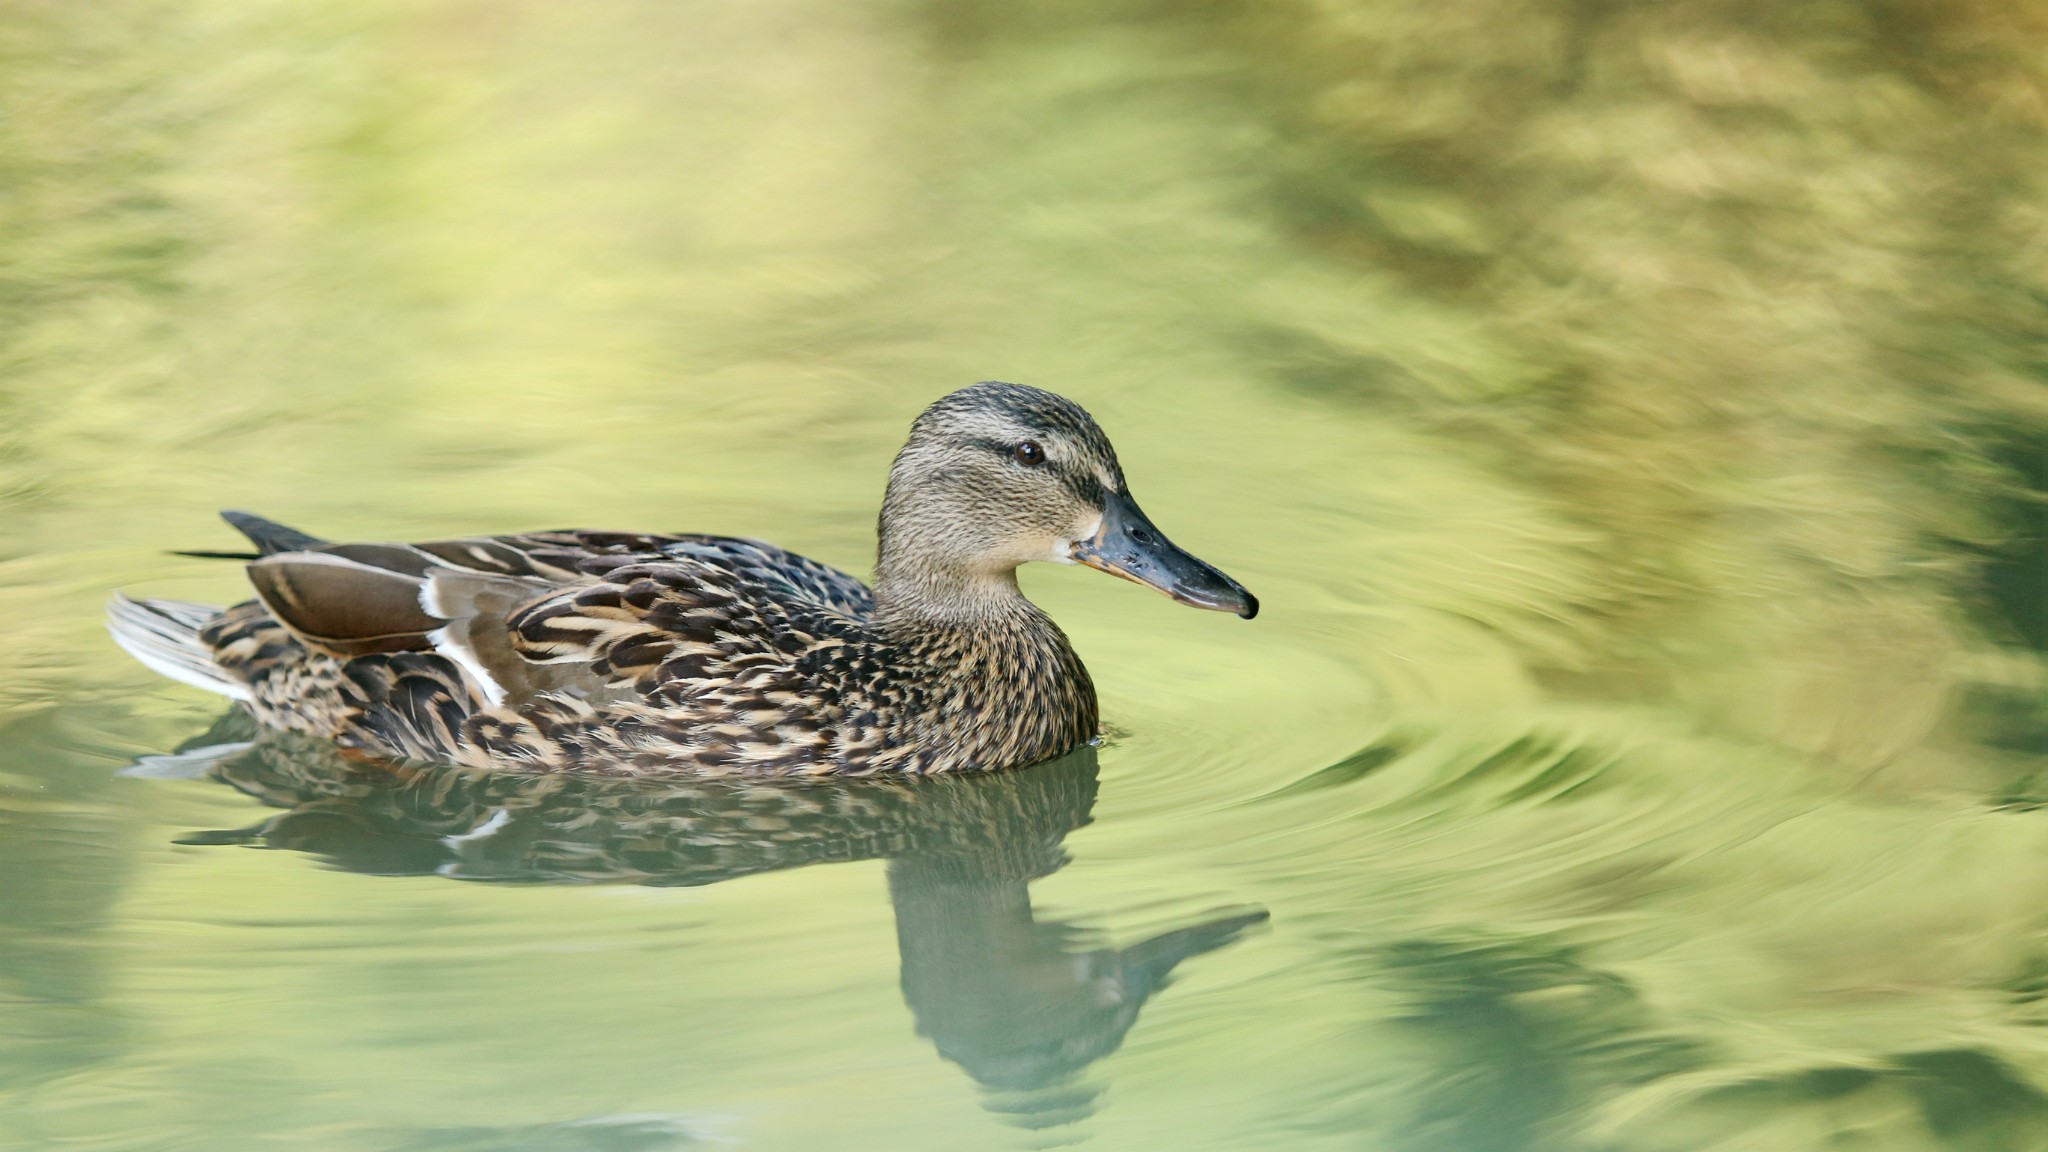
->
xmin=110 ymin=384 xmax=1253 ymax=777
xmin=120 ymin=526 xmax=1096 ymax=777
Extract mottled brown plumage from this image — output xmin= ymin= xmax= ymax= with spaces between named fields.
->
xmin=110 ymin=383 xmax=1255 ymax=777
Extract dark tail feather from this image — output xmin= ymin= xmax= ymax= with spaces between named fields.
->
xmin=221 ymin=510 xmax=327 ymax=556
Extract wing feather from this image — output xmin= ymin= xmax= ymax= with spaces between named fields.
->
xmin=180 ymin=520 xmax=878 ymax=770
xmin=507 ymin=553 xmax=869 ymax=706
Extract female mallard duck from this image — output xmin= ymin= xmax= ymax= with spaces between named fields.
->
xmin=109 ymin=382 xmax=1255 ymax=777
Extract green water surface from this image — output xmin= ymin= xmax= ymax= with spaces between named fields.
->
xmin=9 ymin=1 xmax=2048 ymax=1149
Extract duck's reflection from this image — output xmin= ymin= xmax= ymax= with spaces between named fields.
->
xmin=150 ymin=713 xmax=1265 ymax=1121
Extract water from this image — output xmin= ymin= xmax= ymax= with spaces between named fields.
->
xmin=7 ymin=1 xmax=2048 ymax=1148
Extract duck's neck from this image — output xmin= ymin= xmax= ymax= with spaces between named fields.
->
xmin=871 ymin=557 xmax=1100 ymax=772
xmin=872 ymin=559 xmax=1040 ymax=627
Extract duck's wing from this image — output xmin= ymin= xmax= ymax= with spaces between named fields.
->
xmin=344 ymin=542 xmax=879 ymax=771
xmin=411 ymin=530 xmax=873 ymax=616
xmin=502 ymin=543 xmax=875 ymax=705
xmin=230 ymin=514 xmax=873 ymax=710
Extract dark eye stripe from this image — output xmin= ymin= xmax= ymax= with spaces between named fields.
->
xmin=966 ymin=436 xmax=1045 ymax=463
xmin=962 ymin=436 xmax=1100 ymax=502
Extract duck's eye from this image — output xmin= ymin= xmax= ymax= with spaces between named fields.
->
xmin=1013 ymin=440 xmax=1046 ymax=466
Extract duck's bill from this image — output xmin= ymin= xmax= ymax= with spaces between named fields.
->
xmin=1070 ymin=491 xmax=1258 ymax=619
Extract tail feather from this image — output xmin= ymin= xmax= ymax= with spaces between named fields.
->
xmin=106 ymin=594 xmax=251 ymax=701
xmin=221 ymin=510 xmax=327 ymax=556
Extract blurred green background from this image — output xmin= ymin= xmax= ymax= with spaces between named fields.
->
xmin=9 ymin=0 xmax=2048 ymax=1148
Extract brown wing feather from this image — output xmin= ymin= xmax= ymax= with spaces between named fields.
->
xmin=507 ymin=557 xmax=868 ymax=699
xmin=191 ymin=518 xmax=892 ymax=773
xmin=246 ymin=553 xmax=444 ymax=656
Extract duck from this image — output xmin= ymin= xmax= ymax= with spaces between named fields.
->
xmin=108 ymin=382 xmax=1256 ymax=777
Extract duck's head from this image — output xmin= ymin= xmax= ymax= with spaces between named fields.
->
xmin=875 ymin=382 xmax=1257 ymax=619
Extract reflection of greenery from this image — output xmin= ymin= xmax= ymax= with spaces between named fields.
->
xmin=0 ymin=709 xmax=137 ymax=1099
xmin=1681 ymin=1049 xmax=2048 ymax=1152
xmin=8 ymin=0 xmax=2048 ymax=1148
xmin=374 ymin=1115 xmax=705 ymax=1152
xmin=1364 ymin=936 xmax=2048 ymax=1152
xmin=1203 ymin=0 xmax=2048 ymax=621
xmin=1378 ymin=937 xmax=1705 ymax=1152
xmin=1218 ymin=717 xmax=2048 ymax=1150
